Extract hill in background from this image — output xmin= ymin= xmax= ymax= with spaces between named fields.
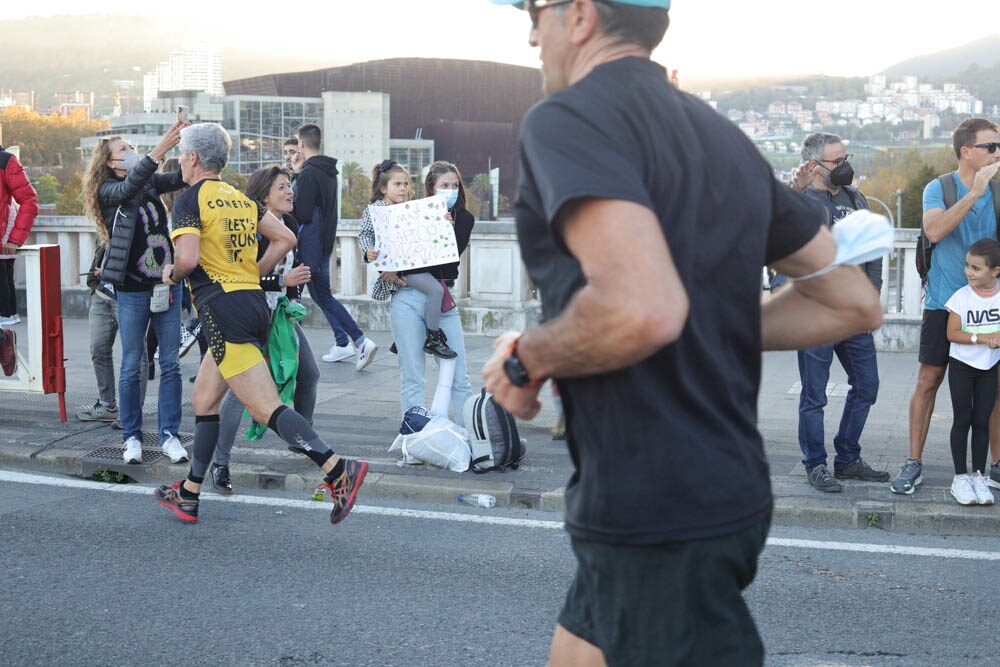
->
xmin=3 ymin=15 xmax=1000 ymax=114
xmin=882 ymin=34 xmax=1000 ymax=78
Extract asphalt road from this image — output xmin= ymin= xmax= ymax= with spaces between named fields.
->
xmin=3 ymin=471 xmax=999 ymax=666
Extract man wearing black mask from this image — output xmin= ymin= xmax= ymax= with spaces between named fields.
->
xmin=781 ymin=132 xmax=889 ymax=492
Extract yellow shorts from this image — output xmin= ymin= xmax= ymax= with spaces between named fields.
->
xmin=197 ymin=290 xmax=270 ymax=380
xmin=214 ymin=340 xmax=264 ymax=379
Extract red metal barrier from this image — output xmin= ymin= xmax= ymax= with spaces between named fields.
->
xmin=38 ymin=245 xmax=66 ymax=420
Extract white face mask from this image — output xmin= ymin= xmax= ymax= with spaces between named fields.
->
xmin=438 ymin=188 xmax=459 ymax=209
xmin=117 ymin=149 xmax=140 ymax=172
xmin=795 ymin=210 xmax=893 ymax=281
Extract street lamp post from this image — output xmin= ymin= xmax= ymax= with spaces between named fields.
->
xmin=864 ymin=196 xmax=898 ymax=313
xmin=866 ymin=196 xmax=895 ymax=227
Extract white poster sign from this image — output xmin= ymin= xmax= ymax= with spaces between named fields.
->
xmin=369 ymin=196 xmax=459 ymax=272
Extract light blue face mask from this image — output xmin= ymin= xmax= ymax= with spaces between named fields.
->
xmin=795 ymin=210 xmax=894 ymax=281
xmin=117 ymin=149 xmax=140 ymax=172
xmin=437 ymin=188 xmax=459 ymax=209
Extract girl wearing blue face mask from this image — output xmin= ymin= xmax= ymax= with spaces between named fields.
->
xmin=359 ymin=160 xmax=476 ymax=425
xmin=361 ymin=160 xmax=457 ymax=358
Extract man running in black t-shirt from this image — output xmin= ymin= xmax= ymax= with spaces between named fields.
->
xmin=153 ymin=123 xmax=367 ymax=526
xmin=485 ymin=1 xmax=883 ymax=665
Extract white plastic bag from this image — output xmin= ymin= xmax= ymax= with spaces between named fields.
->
xmin=389 ymin=415 xmax=471 ymax=472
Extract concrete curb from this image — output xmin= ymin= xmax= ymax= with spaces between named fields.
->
xmin=6 ymin=444 xmax=567 ymax=512
xmin=10 ymin=444 xmax=1000 ymax=535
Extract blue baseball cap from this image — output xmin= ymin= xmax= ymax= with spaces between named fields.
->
xmin=491 ymin=0 xmax=671 ymax=8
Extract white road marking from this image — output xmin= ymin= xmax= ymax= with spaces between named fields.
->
xmin=765 ymin=537 xmax=1000 ymax=561
xmin=5 ymin=470 xmax=1000 ymax=559
xmin=0 ymin=470 xmax=564 ymax=529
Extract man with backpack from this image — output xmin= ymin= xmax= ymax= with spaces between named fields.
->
xmin=891 ymin=117 xmax=1000 ymax=495
xmin=783 ymin=132 xmax=888 ymax=492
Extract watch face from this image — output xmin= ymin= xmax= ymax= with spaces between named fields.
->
xmin=504 ymin=354 xmax=530 ymax=387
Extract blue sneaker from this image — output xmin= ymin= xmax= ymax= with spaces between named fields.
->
xmin=890 ymin=459 xmax=922 ymax=495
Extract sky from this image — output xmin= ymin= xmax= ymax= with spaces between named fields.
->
xmin=2 ymin=1 xmax=998 ymax=84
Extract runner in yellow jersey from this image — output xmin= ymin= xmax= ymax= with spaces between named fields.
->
xmin=153 ymin=123 xmax=367 ymax=525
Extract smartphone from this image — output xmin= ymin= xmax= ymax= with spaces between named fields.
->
xmin=177 ymin=105 xmax=190 ymax=123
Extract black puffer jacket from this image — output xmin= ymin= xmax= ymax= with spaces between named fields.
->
xmin=98 ymin=155 xmax=185 ymax=286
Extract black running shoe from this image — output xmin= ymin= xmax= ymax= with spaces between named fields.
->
xmin=834 ymin=457 xmax=890 ymax=482
xmin=211 ymin=463 xmax=233 ymax=495
xmin=319 ymin=459 xmax=369 ymax=525
xmin=807 ymin=464 xmax=842 ymax=493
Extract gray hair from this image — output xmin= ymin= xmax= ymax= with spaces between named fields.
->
xmin=180 ymin=123 xmax=231 ymax=173
xmin=801 ymin=132 xmax=843 ymax=163
xmin=592 ymin=1 xmax=670 ymax=52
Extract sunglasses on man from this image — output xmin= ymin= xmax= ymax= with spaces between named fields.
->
xmin=527 ymin=0 xmax=574 ymax=28
xmin=973 ymin=142 xmax=1000 ymax=154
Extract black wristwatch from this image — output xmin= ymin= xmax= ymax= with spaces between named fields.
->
xmin=503 ymin=336 xmax=543 ymax=388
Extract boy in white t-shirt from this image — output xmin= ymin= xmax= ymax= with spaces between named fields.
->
xmin=945 ymin=238 xmax=1000 ymax=505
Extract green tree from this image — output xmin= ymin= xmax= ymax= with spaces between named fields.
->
xmin=0 ymin=106 xmax=107 ymax=167
xmin=340 ymin=163 xmax=372 ymax=219
xmin=56 ymin=173 xmax=83 ymax=215
xmin=900 ymin=165 xmax=936 ymax=230
xmin=470 ymin=173 xmax=493 ymax=220
xmin=34 ymin=174 xmax=60 ymax=205
xmin=856 ymin=146 xmax=955 ymax=228
xmin=220 ymin=167 xmax=246 ymax=192
xmin=497 ymin=193 xmax=512 ymax=216
xmin=341 ymin=161 xmax=364 ymax=193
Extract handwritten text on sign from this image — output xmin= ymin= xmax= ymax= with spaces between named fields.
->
xmin=369 ymin=196 xmax=459 ymax=272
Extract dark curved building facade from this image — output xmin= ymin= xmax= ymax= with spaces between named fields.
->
xmin=224 ymin=58 xmax=543 ymax=203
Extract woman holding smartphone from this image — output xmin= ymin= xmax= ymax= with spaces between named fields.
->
xmin=81 ymin=121 xmax=189 ymax=465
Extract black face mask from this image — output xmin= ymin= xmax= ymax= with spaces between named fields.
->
xmin=829 ymin=161 xmax=854 ymax=187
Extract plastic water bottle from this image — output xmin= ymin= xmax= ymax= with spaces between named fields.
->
xmin=311 ymin=483 xmax=327 ymax=501
xmin=458 ymin=493 xmax=496 ymax=508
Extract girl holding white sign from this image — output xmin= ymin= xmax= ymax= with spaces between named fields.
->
xmin=360 ymin=160 xmax=475 ymax=426
xmin=361 ymin=160 xmax=457 ymax=359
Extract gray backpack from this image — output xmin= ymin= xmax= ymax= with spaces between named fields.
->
xmin=463 ymin=388 xmax=525 ymax=474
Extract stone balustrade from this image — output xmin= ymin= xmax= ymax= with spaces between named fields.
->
xmin=15 ymin=215 xmax=923 ymax=348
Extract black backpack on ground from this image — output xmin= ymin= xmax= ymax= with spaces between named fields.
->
xmin=916 ymin=175 xmax=1000 ymax=282
xmin=463 ymin=388 xmax=525 ymax=474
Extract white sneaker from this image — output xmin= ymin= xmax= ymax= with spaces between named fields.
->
xmin=321 ymin=342 xmax=354 ymax=363
xmin=123 ymin=436 xmax=143 ymax=464
xmin=179 ymin=323 xmax=200 ymax=358
xmin=950 ymin=474 xmax=978 ymax=505
xmin=162 ymin=432 xmax=189 ymax=464
xmin=355 ymin=339 xmax=378 ymax=371
xmin=971 ymin=473 xmax=995 ymax=505
xmin=0 ymin=314 xmax=20 ymax=326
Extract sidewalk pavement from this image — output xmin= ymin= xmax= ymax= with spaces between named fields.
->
xmin=1 ymin=316 xmax=997 ymax=535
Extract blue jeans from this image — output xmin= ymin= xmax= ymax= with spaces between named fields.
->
xmin=116 ymin=285 xmax=182 ymax=444
xmin=390 ymin=286 xmax=473 ymax=427
xmin=797 ymin=332 xmax=879 ymax=469
xmin=304 ymin=254 xmax=363 ymax=347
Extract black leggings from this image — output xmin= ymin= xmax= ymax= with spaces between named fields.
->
xmin=948 ymin=358 xmax=997 ymax=475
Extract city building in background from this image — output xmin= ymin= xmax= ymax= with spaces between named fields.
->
xmin=225 ymin=58 xmax=543 ymax=202
xmin=143 ymin=42 xmax=223 ymax=111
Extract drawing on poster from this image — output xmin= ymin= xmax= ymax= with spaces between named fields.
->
xmin=369 ymin=195 xmax=459 ymax=272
